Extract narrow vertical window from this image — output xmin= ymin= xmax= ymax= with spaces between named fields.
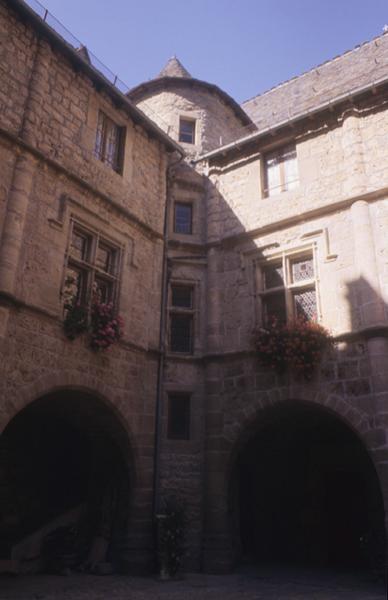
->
xmin=94 ymin=111 xmax=125 ymax=173
xmin=170 ymin=284 xmax=194 ymax=353
xmin=174 ymin=202 xmax=193 ymax=235
xmin=179 ymin=118 xmax=195 ymax=144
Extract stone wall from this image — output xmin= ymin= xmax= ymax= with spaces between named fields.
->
xmin=135 ymin=85 xmax=249 ymax=155
xmin=0 ymin=0 xmax=174 ymax=572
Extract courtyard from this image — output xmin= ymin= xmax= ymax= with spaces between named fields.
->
xmin=0 ymin=567 xmax=385 ymax=600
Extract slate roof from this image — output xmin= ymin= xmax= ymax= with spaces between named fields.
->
xmin=128 ymin=58 xmax=254 ymax=128
xmin=242 ymin=32 xmax=388 ymax=130
xmin=158 ymin=57 xmax=192 ymax=78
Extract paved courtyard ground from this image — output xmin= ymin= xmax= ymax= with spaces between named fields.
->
xmin=0 ymin=566 xmax=386 ymax=600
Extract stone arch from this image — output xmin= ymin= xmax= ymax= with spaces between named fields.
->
xmin=224 ymin=394 xmax=386 ymax=572
xmin=0 ymin=370 xmax=135 ymax=449
xmin=0 ymin=377 xmax=139 ymax=573
xmin=224 ymin=386 xmax=384 ymax=497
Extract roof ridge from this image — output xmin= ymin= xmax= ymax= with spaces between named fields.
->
xmin=242 ymin=29 xmax=388 ymax=106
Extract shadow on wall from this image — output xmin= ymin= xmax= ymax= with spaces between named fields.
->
xmin=196 ymin=165 xmax=388 ymax=576
xmin=0 ymin=390 xmax=132 ymax=574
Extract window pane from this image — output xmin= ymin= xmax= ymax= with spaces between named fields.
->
xmin=70 ymin=230 xmax=90 ymax=262
xmin=172 ymin=286 xmax=193 ymax=308
xmin=262 ymin=292 xmax=286 ymax=325
xmin=96 ymin=243 xmax=115 ymax=274
xmin=265 ymin=156 xmax=281 ymax=196
xmin=93 ymin=277 xmax=113 ymax=304
xmin=263 ymin=262 xmax=284 ymax=289
xmin=94 ymin=111 xmax=105 ymax=160
xmin=170 ymin=314 xmax=192 ymax=353
xmin=63 ymin=266 xmax=87 ymax=306
xmin=179 ymin=119 xmax=195 ymax=144
xmin=174 ymin=203 xmax=192 ymax=234
xmin=105 ymin=119 xmax=121 ymax=170
xmin=294 ymin=289 xmax=317 ymax=321
xmin=291 ymin=256 xmax=314 ymax=282
xmin=95 ymin=111 xmax=123 ymax=172
xmin=283 ymin=151 xmax=298 ymax=190
xmin=168 ymin=394 xmax=191 ymax=440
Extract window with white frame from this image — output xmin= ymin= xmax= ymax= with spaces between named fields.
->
xmin=63 ymin=222 xmax=121 ymax=309
xmin=258 ymin=250 xmax=318 ymax=325
xmin=263 ymin=145 xmax=298 ymax=197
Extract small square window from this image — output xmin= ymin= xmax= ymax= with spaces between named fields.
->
xmin=94 ymin=111 xmax=125 ymax=173
xmin=168 ymin=394 xmax=191 ymax=440
xmin=172 ymin=285 xmax=193 ymax=308
xmin=174 ymin=202 xmax=193 ymax=235
xmin=179 ymin=118 xmax=195 ymax=144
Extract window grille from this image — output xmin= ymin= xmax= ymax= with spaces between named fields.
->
xmin=259 ymin=249 xmax=318 ymax=324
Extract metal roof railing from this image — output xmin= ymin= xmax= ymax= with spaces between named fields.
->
xmin=24 ymin=0 xmax=131 ymax=95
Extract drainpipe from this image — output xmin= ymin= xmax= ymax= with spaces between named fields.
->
xmin=152 ymin=150 xmax=184 ymax=521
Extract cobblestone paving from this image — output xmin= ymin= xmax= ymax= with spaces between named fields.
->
xmin=0 ymin=567 xmax=386 ymax=600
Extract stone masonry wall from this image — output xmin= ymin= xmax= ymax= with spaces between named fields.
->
xmin=135 ymin=86 xmax=249 ymax=155
xmin=0 ymin=0 xmax=174 ymax=572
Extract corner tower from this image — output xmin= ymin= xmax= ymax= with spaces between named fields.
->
xmin=128 ymin=57 xmax=255 ymax=155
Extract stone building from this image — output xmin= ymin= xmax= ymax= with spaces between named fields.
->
xmin=1 ymin=0 xmax=388 ymax=577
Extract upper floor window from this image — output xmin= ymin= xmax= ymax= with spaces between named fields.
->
xmin=174 ymin=202 xmax=193 ymax=235
xmin=259 ymin=251 xmax=317 ymax=325
xmin=264 ymin=145 xmax=298 ymax=197
xmin=94 ymin=111 xmax=125 ymax=173
xmin=169 ymin=284 xmax=194 ymax=353
xmin=179 ymin=118 xmax=196 ymax=144
xmin=63 ymin=222 xmax=120 ymax=309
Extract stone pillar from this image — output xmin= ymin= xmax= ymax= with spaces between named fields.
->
xmin=351 ymin=199 xmax=388 ymax=447
xmin=0 ymin=38 xmax=50 ymax=297
xmin=342 ymin=111 xmax=367 ymax=197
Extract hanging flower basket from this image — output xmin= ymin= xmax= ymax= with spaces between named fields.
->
xmin=90 ymin=300 xmax=124 ymax=351
xmin=255 ymin=318 xmax=334 ymax=380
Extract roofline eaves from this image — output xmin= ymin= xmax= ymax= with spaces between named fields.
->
xmin=8 ymin=0 xmax=184 ymax=156
xmin=195 ymin=75 xmax=388 ymax=163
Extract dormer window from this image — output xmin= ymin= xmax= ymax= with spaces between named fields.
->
xmin=179 ymin=118 xmax=196 ymax=144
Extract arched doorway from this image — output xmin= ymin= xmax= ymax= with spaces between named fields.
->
xmin=230 ymin=402 xmax=385 ymax=574
xmin=0 ymin=389 xmax=132 ymax=574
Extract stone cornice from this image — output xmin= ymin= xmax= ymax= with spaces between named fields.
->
xmin=0 ymin=291 xmax=155 ymax=357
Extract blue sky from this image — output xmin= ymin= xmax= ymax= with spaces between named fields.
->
xmin=33 ymin=0 xmax=388 ymax=103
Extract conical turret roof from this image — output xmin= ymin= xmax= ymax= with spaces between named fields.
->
xmin=157 ymin=56 xmax=192 ymax=79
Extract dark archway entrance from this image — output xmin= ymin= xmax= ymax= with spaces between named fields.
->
xmin=232 ymin=402 xmax=385 ymax=574
xmin=0 ymin=390 xmax=132 ymax=574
